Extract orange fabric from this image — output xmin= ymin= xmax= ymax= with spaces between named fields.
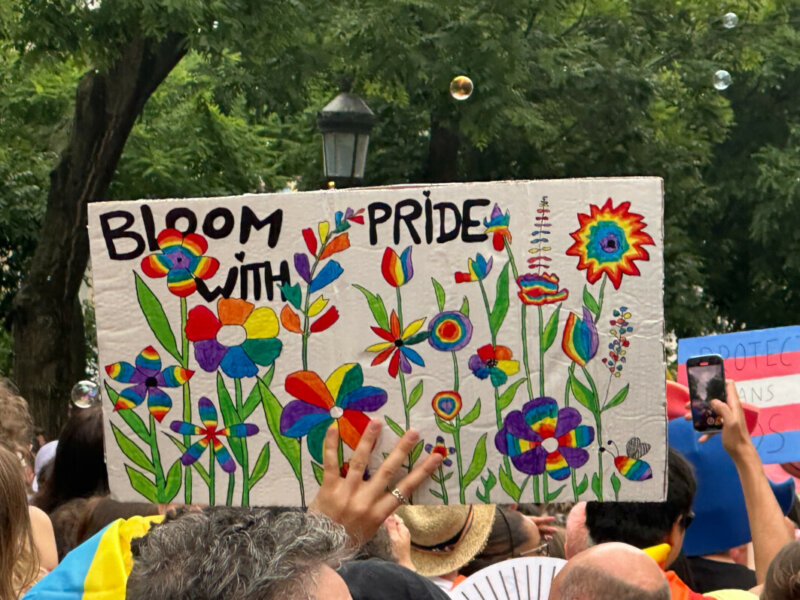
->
xmin=665 ymin=570 xmax=712 ymax=600
xmin=450 ymin=575 xmax=468 ymax=589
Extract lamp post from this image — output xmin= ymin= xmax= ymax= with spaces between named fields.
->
xmin=316 ymin=89 xmax=377 ymax=186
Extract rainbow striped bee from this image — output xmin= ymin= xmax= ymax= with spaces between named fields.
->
xmin=602 ymin=437 xmax=653 ymax=481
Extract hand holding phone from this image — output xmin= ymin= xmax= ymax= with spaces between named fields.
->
xmin=687 ymin=354 xmax=727 ymax=432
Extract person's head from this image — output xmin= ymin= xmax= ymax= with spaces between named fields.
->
xmin=32 ymin=405 xmax=109 ymax=513
xmin=548 ymin=542 xmax=669 ymax=600
xmin=0 ymin=444 xmax=38 ymax=599
xmin=461 ymin=505 xmax=543 ymax=576
xmin=127 ymin=507 xmax=353 ymax=600
xmin=585 ymin=448 xmax=696 ymax=567
xmin=761 ymin=540 xmax=800 ymax=600
xmin=0 ymin=378 xmax=33 ymax=450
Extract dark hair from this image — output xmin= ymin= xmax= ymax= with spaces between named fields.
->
xmin=762 ymin=540 xmax=800 ymax=600
xmin=559 ymin=564 xmax=670 ymax=600
xmin=585 ymin=448 xmax=696 ymax=548
xmin=32 ymin=406 xmax=109 ymax=513
xmin=460 ymin=506 xmax=537 ymax=577
xmin=49 ymin=497 xmax=100 ymax=560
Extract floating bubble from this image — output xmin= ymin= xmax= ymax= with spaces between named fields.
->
xmin=722 ymin=12 xmax=738 ymax=29
xmin=713 ymin=69 xmax=732 ymax=91
xmin=449 ymin=75 xmax=474 ymax=101
xmin=212 ymin=20 xmax=219 ymax=30
xmin=71 ymin=380 xmax=99 ymax=409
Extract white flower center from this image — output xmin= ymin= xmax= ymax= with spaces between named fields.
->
xmin=541 ymin=437 xmax=559 ymax=454
xmin=329 ymin=406 xmax=344 ymax=419
xmin=216 ymin=325 xmax=247 ymax=347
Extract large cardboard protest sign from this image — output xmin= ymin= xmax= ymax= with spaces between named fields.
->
xmin=88 ymin=178 xmax=666 ymax=506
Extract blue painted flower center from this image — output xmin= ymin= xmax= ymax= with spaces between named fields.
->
xmin=145 ymin=376 xmax=158 ymax=388
xmin=329 ymin=406 xmax=344 ymax=419
xmin=541 ymin=437 xmax=559 ymax=453
xmin=217 ymin=325 xmax=247 ymax=347
xmin=587 ymin=221 xmax=629 ymax=263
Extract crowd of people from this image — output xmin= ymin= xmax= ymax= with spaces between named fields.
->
xmin=1 ymin=374 xmax=799 ymax=600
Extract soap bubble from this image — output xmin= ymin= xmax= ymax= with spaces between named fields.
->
xmin=71 ymin=380 xmax=99 ymax=409
xmin=722 ymin=12 xmax=738 ymax=29
xmin=449 ymin=76 xmax=474 ymax=101
xmin=713 ymin=70 xmax=732 ymax=91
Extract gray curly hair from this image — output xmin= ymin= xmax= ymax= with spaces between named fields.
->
xmin=127 ymin=507 xmax=352 ymax=600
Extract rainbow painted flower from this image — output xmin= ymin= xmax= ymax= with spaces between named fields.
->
xmin=334 ymin=207 xmax=365 ymax=233
xmin=469 ymin=344 xmax=520 ymax=388
xmin=141 ymin=229 xmax=219 ymax=297
xmin=483 ymin=204 xmax=511 ymax=251
xmin=381 ymin=247 xmax=414 ymax=287
xmin=366 ymin=310 xmax=427 ymax=378
xmin=280 ymin=364 xmax=388 ymax=462
xmin=186 ymin=298 xmax=282 ymax=378
xmin=105 ymin=346 xmax=193 ymax=422
xmin=280 ymin=299 xmax=339 ymax=335
xmin=427 ymin=311 xmax=473 ymax=352
xmin=302 ymin=218 xmax=353 ymax=261
xmin=562 ymin=307 xmax=599 ymax=367
xmin=454 ymin=254 xmax=493 ymax=283
xmin=566 ymin=199 xmax=655 ymax=290
xmin=169 ymin=397 xmax=258 ymax=473
xmin=517 ymin=273 xmax=569 ymax=306
xmin=425 ymin=436 xmax=457 ymax=467
xmin=432 ymin=391 xmax=462 ymax=421
xmin=495 ymin=397 xmax=594 ymax=480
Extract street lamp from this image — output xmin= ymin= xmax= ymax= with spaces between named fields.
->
xmin=316 ymin=90 xmax=377 ymax=186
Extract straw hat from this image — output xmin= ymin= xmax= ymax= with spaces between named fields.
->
xmin=396 ymin=504 xmax=496 ymax=577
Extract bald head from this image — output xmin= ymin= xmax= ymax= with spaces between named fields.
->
xmin=549 ymin=543 xmax=668 ymax=600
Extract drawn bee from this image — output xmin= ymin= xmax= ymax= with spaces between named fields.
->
xmin=601 ymin=437 xmax=653 ymax=481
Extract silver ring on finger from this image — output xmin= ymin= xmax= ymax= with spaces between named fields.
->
xmin=390 ymin=487 xmax=409 ymax=505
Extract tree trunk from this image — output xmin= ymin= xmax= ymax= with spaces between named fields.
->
xmin=11 ymin=33 xmax=187 ymax=438
xmin=424 ymin=120 xmax=461 ymax=183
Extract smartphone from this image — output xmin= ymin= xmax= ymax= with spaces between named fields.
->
xmin=687 ymin=354 xmax=727 ymax=432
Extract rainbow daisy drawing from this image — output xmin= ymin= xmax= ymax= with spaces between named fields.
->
xmin=427 ymin=311 xmax=473 ymax=352
xmin=170 ymin=397 xmax=259 ymax=473
xmin=495 ymin=397 xmax=594 ymax=480
xmin=105 ymin=346 xmax=193 ymax=422
xmin=566 ymin=199 xmax=655 ymax=290
xmin=366 ymin=310 xmax=427 ymax=378
xmin=141 ymin=228 xmax=219 ymax=297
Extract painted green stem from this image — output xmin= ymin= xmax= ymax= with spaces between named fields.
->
xmin=504 ymin=238 xmax=534 ymax=400
xmin=227 ymin=472 xmax=235 ymax=505
xmin=565 ymin=363 xmax=579 ymax=501
xmin=149 ymin=413 xmax=166 ymax=494
xmin=209 ymin=443 xmax=216 ymax=505
xmin=298 ymin=445 xmax=306 ymax=508
xmin=395 ymin=287 xmax=414 ymax=471
xmin=451 ymin=351 xmax=460 ymax=392
xmin=437 ymin=465 xmax=449 ymax=504
xmin=180 ymin=297 xmax=192 ymax=504
xmin=300 ymin=259 xmax=321 ymax=371
xmin=235 ymin=378 xmax=250 ymax=506
xmin=477 ymin=279 xmax=495 ymax=346
xmin=454 ymin=414 xmax=465 ymax=503
xmin=581 ymin=365 xmax=603 ymax=501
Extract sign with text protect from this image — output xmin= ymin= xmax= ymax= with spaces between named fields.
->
xmin=89 ymin=178 xmax=666 ymax=506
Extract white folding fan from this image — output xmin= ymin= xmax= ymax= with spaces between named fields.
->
xmin=450 ymin=557 xmax=566 ymax=600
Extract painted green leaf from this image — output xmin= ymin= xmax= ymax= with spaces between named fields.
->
xmin=126 ymin=465 xmax=158 ymax=503
xmin=258 ymin=378 xmax=302 ymax=483
xmin=162 ymin=459 xmax=183 ymax=502
xmin=541 ymin=305 xmax=562 ymax=352
xmin=435 ymin=415 xmax=455 ymax=434
xmin=459 ymin=296 xmax=469 ymax=316
xmin=134 ymin=272 xmax=181 ymax=363
xmin=431 ymin=277 xmax=446 ymax=311
xmin=462 ymin=433 xmax=487 ymax=488
xmin=404 ymin=331 xmax=430 ymax=345
xmin=489 ymin=262 xmax=510 ymax=338
xmin=546 ymin=484 xmax=566 ymax=502
xmin=105 ymin=382 xmax=149 ymax=441
xmin=611 ymin=472 xmax=622 ymax=500
xmin=111 ymin=423 xmax=154 ymax=474
xmin=164 ymin=433 xmax=210 ymax=485
xmin=353 ymin=284 xmax=389 ymax=330
xmin=460 ymin=398 xmax=482 ymax=426
xmin=384 ymin=416 xmax=405 ymax=437
xmin=497 ymin=378 xmax=526 ymax=411
xmin=476 ymin=469 xmax=497 ymax=504
xmin=498 ymin=464 xmax=522 ymax=502
xmin=410 ymin=440 xmax=424 ymax=465
xmin=311 ymin=461 xmax=324 ymax=485
xmin=442 ymin=471 xmax=454 ymax=481
xmin=576 ymin=474 xmax=589 ymax=495
xmin=569 ymin=372 xmax=596 ymax=413
xmin=217 ymin=373 xmax=245 ymax=466
xmin=429 ymin=489 xmax=443 ymax=500
xmin=249 ymin=443 xmax=271 ymax=489
xmin=242 ymin=370 xmax=270 ymax=419
xmin=408 ymin=380 xmax=424 ymax=412
xmin=280 ymin=282 xmax=302 ymax=310
xmin=603 ymin=383 xmax=629 ymax=412
xmin=591 ymin=472 xmax=603 ymax=500
xmin=583 ymin=285 xmax=601 ymax=320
